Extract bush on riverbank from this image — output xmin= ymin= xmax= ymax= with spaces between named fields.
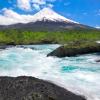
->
xmin=0 ymin=29 xmax=100 ymax=45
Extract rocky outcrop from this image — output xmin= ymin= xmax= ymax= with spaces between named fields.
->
xmin=0 ymin=76 xmax=86 ymax=100
xmin=47 ymin=42 xmax=100 ymax=57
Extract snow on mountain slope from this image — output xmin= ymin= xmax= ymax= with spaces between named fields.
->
xmin=31 ymin=8 xmax=78 ymax=23
xmin=0 ymin=8 xmax=79 ymax=25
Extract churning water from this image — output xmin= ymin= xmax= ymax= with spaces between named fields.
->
xmin=0 ymin=44 xmax=100 ymax=100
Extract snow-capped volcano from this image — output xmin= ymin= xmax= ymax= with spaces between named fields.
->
xmin=0 ymin=8 xmax=93 ymax=30
xmin=0 ymin=7 xmax=78 ymax=25
xmin=31 ymin=8 xmax=78 ymax=23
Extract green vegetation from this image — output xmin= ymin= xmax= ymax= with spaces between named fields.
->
xmin=0 ymin=29 xmax=100 ymax=45
xmin=63 ymin=41 xmax=100 ymax=49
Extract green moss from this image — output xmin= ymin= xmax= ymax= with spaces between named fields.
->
xmin=32 ymin=93 xmax=42 ymax=100
xmin=64 ymin=41 xmax=100 ymax=49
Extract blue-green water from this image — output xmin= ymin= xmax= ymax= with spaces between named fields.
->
xmin=0 ymin=44 xmax=100 ymax=100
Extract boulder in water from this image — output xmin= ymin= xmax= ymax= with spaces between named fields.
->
xmin=47 ymin=41 xmax=100 ymax=57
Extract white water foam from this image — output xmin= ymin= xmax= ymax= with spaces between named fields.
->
xmin=0 ymin=44 xmax=100 ymax=100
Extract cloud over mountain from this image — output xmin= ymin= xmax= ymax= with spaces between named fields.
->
xmin=17 ymin=0 xmax=56 ymax=11
xmin=17 ymin=0 xmax=32 ymax=11
xmin=0 ymin=8 xmax=34 ymax=25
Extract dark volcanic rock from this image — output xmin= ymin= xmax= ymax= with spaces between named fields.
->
xmin=0 ymin=76 xmax=86 ymax=100
xmin=0 ymin=21 xmax=93 ymax=32
xmin=0 ymin=45 xmax=15 ymax=50
xmin=96 ymin=59 xmax=100 ymax=62
xmin=47 ymin=42 xmax=100 ymax=57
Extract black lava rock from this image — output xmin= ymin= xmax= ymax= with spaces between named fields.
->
xmin=0 ymin=76 xmax=86 ymax=100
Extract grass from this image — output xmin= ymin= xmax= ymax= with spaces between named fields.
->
xmin=0 ymin=29 xmax=100 ymax=45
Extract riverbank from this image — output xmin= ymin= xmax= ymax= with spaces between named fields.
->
xmin=0 ymin=29 xmax=100 ymax=45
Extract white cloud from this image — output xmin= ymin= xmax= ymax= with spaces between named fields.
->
xmin=17 ymin=0 xmax=56 ymax=11
xmin=31 ymin=0 xmax=46 ymax=10
xmin=96 ymin=26 xmax=100 ymax=29
xmin=31 ymin=0 xmax=46 ymax=5
xmin=32 ymin=0 xmax=55 ymax=10
xmin=32 ymin=4 xmax=40 ymax=10
xmin=0 ymin=8 xmax=35 ymax=25
xmin=2 ymin=8 xmax=22 ymax=19
xmin=47 ymin=4 xmax=54 ymax=8
xmin=17 ymin=0 xmax=31 ymax=11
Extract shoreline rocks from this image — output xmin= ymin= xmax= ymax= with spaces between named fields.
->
xmin=47 ymin=42 xmax=100 ymax=57
xmin=0 ymin=76 xmax=86 ymax=100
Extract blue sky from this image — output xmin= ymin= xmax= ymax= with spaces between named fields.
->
xmin=0 ymin=0 xmax=100 ymax=27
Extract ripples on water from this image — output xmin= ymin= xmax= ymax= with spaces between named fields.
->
xmin=0 ymin=44 xmax=100 ymax=100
